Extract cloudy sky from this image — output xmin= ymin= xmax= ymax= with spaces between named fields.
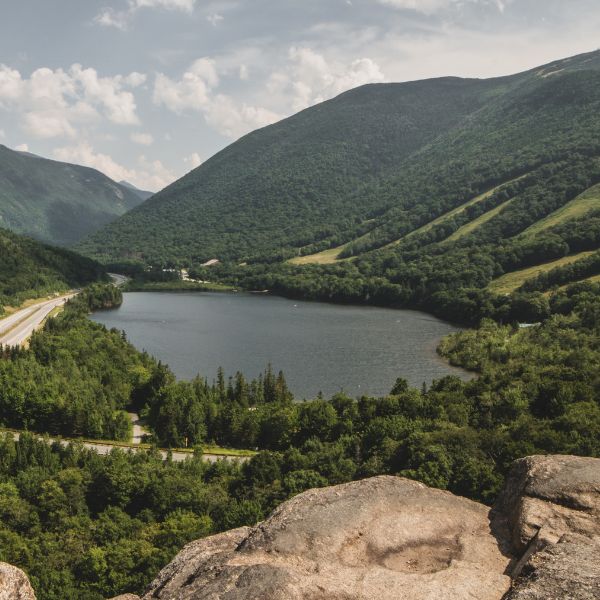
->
xmin=0 ymin=0 xmax=598 ymax=191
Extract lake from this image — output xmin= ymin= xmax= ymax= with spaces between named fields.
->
xmin=91 ymin=291 xmax=469 ymax=399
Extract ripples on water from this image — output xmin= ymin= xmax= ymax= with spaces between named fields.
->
xmin=91 ymin=292 xmax=469 ymax=399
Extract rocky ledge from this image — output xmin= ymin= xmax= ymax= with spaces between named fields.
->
xmin=0 ymin=563 xmax=36 ymax=600
xmin=3 ymin=454 xmax=599 ymax=599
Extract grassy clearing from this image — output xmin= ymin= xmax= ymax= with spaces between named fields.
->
xmin=489 ymin=250 xmax=597 ymax=294
xmin=383 ymin=176 xmax=525 ymax=249
xmin=521 ymin=182 xmax=600 ymax=238
xmin=288 ymin=244 xmax=350 ymax=265
xmin=289 ymin=180 xmax=522 ymax=264
xmin=547 ymin=272 xmax=600 ymax=295
xmin=445 ymin=197 xmax=516 ymax=243
xmin=2 ymin=294 xmax=58 ymax=317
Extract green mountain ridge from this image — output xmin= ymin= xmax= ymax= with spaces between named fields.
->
xmin=78 ymin=49 xmax=600 ymax=322
xmin=0 ymin=145 xmax=146 ymax=246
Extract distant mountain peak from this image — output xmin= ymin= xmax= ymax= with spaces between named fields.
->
xmin=0 ymin=145 xmax=147 ymax=246
xmin=118 ymin=180 xmax=154 ymax=201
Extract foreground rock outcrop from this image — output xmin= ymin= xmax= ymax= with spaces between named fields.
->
xmin=6 ymin=454 xmax=599 ymax=600
xmin=0 ymin=563 xmax=36 ymax=600
xmin=130 ymin=454 xmax=599 ymax=600
xmin=141 ymin=476 xmax=513 ymax=600
xmin=494 ymin=455 xmax=600 ymax=599
xmin=503 ymin=534 xmax=600 ymax=599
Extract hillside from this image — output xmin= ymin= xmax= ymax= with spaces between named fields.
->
xmin=79 ymin=50 xmax=600 ymax=322
xmin=0 ymin=145 xmax=145 ymax=246
xmin=0 ymin=228 xmax=104 ymax=311
xmin=79 ymin=50 xmax=600 ymax=264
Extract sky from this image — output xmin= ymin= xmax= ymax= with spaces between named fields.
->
xmin=0 ymin=0 xmax=599 ymax=191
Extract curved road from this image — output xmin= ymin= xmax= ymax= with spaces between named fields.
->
xmin=0 ymin=294 xmax=75 ymax=347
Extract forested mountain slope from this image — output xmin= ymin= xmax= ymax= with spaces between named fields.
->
xmin=0 ymin=228 xmax=104 ymax=311
xmin=0 ymin=145 xmax=145 ymax=246
xmin=79 ymin=50 xmax=600 ymax=266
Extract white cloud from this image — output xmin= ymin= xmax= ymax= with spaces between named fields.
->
xmin=0 ymin=129 xmax=5 ymax=139
xmin=130 ymin=132 xmax=154 ymax=145
xmin=23 ymin=112 xmax=77 ymax=139
xmin=153 ymin=57 xmax=282 ymax=139
xmin=0 ymin=64 xmax=24 ymax=105
xmin=0 ymin=63 xmax=144 ymax=139
xmin=53 ymin=141 xmax=175 ymax=191
xmin=153 ymin=58 xmax=218 ymax=113
xmin=134 ymin=0 xmax=195 ymax=11
xmin=205 ymin=95 xmax=281 ymax=139
xmin=269 ymin=47 xmax=386 ymax=111
xmin=15 ymin=143 xmax=28 ymax=152
xmin=239 ymin=65 xmax=249 ymax=81
xmin=136 ymin=154 xmax=177 ymax=191
xmin=95 ymin=0 xmax=196 ymax=30
xmin=377 ymin=0 xmax=509 ymax=14
xmin=184 ymin=152 xmax=202 ymax=168
xmin=94 ymin=9 xmax=130 ymax=30
xmin=124 ymin=72 xmax=147 ymax=87
xmin=71 ymin=64 xmax=140 ymax=125
xmin=207 ymin=13 xmax=224 ymax=26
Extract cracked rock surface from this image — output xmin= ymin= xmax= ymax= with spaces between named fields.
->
xmin=0 ymin=563 xmax=36 ymax=600
xmin=140 ymin=476 xmax=512 ymax=600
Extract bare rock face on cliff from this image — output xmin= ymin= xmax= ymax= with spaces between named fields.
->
xmin=141 ymin=476 xmax=512 ymax=600
xmin=493 ymin=455 xmax=600 ymax=599
xmin=494 ymin=454 xmax=600 ymax=553
xmin=0 ymin=563 xmax=36 ymax=600
xmin=114 ymin=454 xmax=600 ymax=600
xmin=502 ymin=534 xmax=600 ymax=600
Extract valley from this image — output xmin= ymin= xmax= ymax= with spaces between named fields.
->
xmin=0 ymin=44 xmax=600 ymax=600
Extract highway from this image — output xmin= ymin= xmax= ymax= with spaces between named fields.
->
xmin=108 ymin=273 xmax=129 ymax=287
xmin=0 ymin=294 xmax=75 ymax=347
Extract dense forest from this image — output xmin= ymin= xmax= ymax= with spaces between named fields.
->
xmin=0 ymin=228 xmax=105 ymax=315
xmin=0 ymin=280 xmax=599 ymax=598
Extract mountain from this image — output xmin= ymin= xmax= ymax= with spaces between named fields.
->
xmin=119 ymin=180 xmax=154 ymax=201
xmin=0 ymin=227 xmax=104 ymax=310
xmin=78 ymin=50 xmax=600 ymax=322
xmin=0 ymin=145 xmax=146 ymax=246
xmin=78 ymin=50 xmax=600 ymax=262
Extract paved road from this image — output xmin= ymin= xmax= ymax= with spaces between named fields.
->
xmin=0 ymin=294 xmax=75 ymax=347
xmin=0 ymin=304 xmax=40 ymax=336
xmin=108 ymin=273 xmax=129 ymax=287
xmin=3 ymin=429 xmax=248 ymax=463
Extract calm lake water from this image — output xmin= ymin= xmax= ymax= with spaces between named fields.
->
xmin=91 ymin=291 xmax=468 ymax=399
